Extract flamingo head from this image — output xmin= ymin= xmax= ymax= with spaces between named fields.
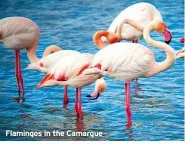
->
xmin=153 ymin=21 xmax=172 ymax=44
xmin=86 ymin=77 xmax=106 ymax=100
xmin=93 ymin=31 xmax=119 ymax=49
xmin=106 ymin=32 xmax=119 ymax=44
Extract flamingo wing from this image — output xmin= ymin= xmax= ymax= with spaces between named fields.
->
xmin=91 ymin=43 xmax=154 ymax=82
xmin=0 ymin=17 xmax=40 ymax=49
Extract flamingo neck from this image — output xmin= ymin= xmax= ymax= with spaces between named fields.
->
xmin=93 ymin=31 xmax=109 ymax=49
xmin=143 ymin=21 xmax=175 ymax=76
xmin=42 ymin=45 xmax=62 ymax=58
xmin=95 ymin=77 xmax=106 ymax=92
xmin=116 ymin=19 xmax=144 ymax=40
xmin=26 ymin=39 xmax=39 ymax=63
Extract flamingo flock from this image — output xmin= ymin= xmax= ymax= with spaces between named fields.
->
xmin=0 ymin=2 xmax=184 ymax=126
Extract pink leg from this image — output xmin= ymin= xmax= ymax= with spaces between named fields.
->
xmin=75 ymin=88 xmax=79 ymax=117
xmin=63 ymin=86 xmax=69 ymax=109
xmin=125 ymin=82 xmax=132 ymax=126
xmin=15 ymin=51 xmax=21 ymax=97
xmin=77 ymin=87 xmax=83 ymax=120
xmin=15 ymin=50 xmax=25 ymax=103
xmin=17 ymin=51 xmax=25 ymax=97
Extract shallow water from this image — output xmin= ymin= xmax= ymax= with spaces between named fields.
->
xmin=0 ymin=0 xmax=184 ymax=141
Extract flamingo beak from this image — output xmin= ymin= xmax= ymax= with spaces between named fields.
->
xmin=86 ymin=92 xmax=100 ymax=100
xmin=163 ymin=28 xmax=172 ymax=44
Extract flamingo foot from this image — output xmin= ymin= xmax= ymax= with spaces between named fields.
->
xmin=75 ymin=118 xmax=84 ymax=131
xmin=12 ymin=97 xmax=25 ymax=104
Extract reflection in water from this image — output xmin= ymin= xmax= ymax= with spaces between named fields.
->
xmin=75 ymin=118 xmax=84 ymax=131
xmin=17 ymin=109 xmax=32 ymax=129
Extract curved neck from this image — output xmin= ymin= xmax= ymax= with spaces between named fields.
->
xmin=116 ymin=19 xmax=144 ymax=40
xmin=143 ymin=22 xmax=175 ymax=76
xmin=26 ymin=39 xmax=39 ymax=63
xmin=93 ymin=31 xmax=109 ymax=49
xmin=42 ymin=45 xmax=62 ymax=58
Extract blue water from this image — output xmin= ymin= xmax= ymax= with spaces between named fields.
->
xmin=0 ymin=0 xmax=184 ymax=141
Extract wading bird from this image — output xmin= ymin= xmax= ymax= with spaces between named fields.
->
xmin=85 ymin=20 xmax=176 ymax=126
xmin=0 ymin=17 xmax=60 ymax=103
xmin=35 ymin=53 xmax=103 ymax=119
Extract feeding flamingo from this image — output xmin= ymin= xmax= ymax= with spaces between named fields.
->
xmin=26 ymin=48 xmax=106 ymax=107
xmin=0 ymin=17 xmax=61 ymax=103
xmin=84 ymin=20 xmax=176 ymax=126
xmin=99 ymin=2 xmax=172 ymax=45
xmin=25 ymin=46 xmax=81 ymax=108
xmin=35 ymin=53 xmax=103 ymax=119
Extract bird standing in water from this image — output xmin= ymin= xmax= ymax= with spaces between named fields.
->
xmin=85 ymin=20 xmax=176 ymax=126
xmin=0 ymin=17 xmax=61 ymax=103
xmin=36 ymin=53 xmax=103 ymax=119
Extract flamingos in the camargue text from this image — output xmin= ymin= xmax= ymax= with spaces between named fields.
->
xmin=35 ymin=53 xmax=103 ymax=119
xmin=84 ymin=20 xmax=176 ymax=126
xmin=0 ymin=17 xmax=60 ymax=103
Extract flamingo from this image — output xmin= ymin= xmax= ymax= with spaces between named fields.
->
xmin=0 ymin=17 xmax=61 ymax=103
xmin=25 ymin=45 xmax=82 ymax=108
xmin=98 ymin=2 xmax=172 ymax=46
xmin=25 ymin=48 xmax=106 ymax=107
xmin=89 ymin=2 xmax=172 ymax=99
xmin=84 ymin=20 xmax=176 ymax=126
xmin=35 ymin=53 xmax=103 ymax=119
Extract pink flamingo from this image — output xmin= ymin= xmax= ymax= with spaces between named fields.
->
xmin=26 ymin=46 xmax=80 ymax=108
xmin=0 ymin=17 xmax=60 ymax=103
xmin=25 ymin=48 xmax=106 ymax=107
xmin=84 ymin=20 xmax=176 ymax=126
xmin=89 ymin=2 xmax=172 ymax=99
xmin=99 ymin=2 xmax=172 ymax=45
xmin=35 ymin=53 xmax=103 ymax=119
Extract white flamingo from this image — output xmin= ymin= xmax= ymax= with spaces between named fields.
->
xmin=84 ymin=20 xmax=176 ymax=126
xmin=98 ymin=2 xmax=172 ymax=46
xmin=25 ymin=45 xmax=81 ymax=108
xmin=35 ymin=53 xmax=102 ymax=119
xmin=0 ymin=17 xmax=61 ymax=103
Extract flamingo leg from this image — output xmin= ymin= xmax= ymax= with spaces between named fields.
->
xmin=75 ymin=88 xmax=79 ymax=117
xmin=132 ymin=40 xmax=139 ymax=83
xmin=77 ymin=87 xmax=83 ymax=120
xmin=125 ymin=82 xmax=132 ymax=125
xmin=63 ymin=86 xmax=69 ymax=108
xmin=15 ymin=50 xmax=25 ymax=103
xmin=15 ymin=51 xmax=21 ymax=98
